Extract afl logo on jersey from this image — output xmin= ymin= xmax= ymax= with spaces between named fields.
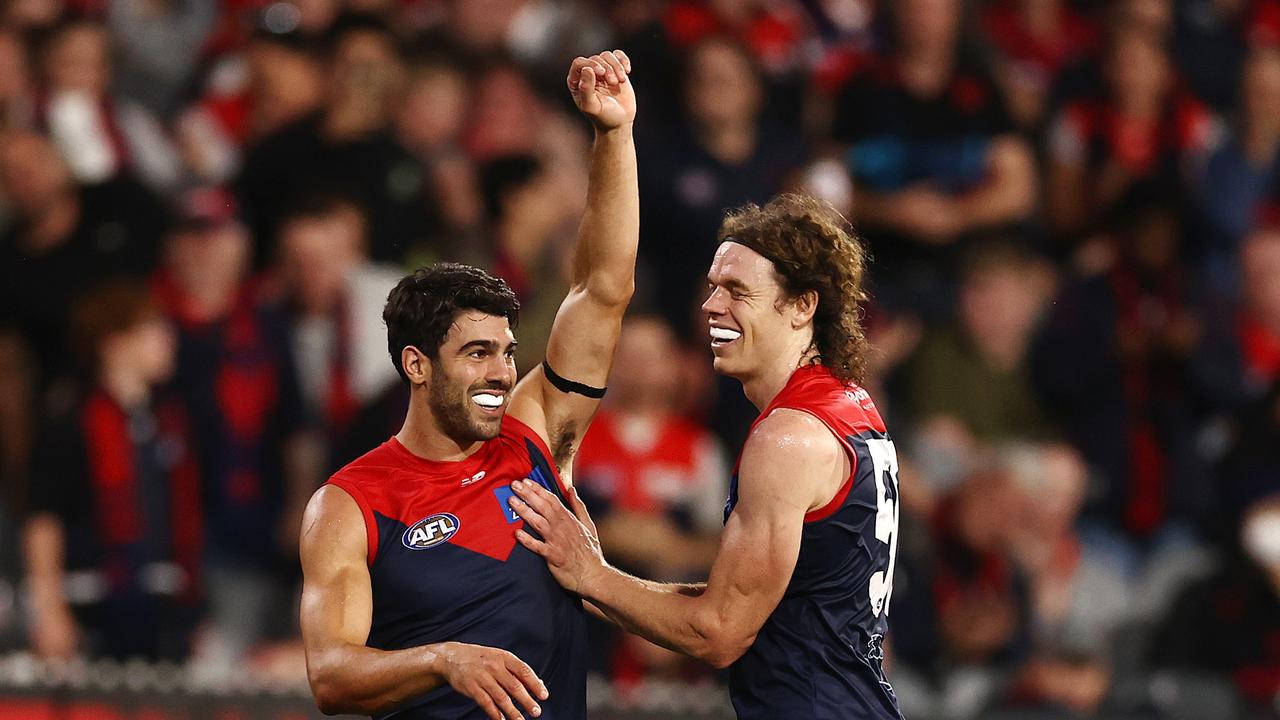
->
xmin=402 ymin=513 xmax=460 ymax=550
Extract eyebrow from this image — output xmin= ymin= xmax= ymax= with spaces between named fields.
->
xmin=458 ymin=339 xmax=518 ymax=354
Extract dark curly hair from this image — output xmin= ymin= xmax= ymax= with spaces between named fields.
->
xmin=383 ymin=263 xmax=520 ymax=383
xmin=718 ymin=193 xmax=871 ymax=386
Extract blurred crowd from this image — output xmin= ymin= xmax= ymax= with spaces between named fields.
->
xmin=0 ymin=0 xmax=1277 ymax=718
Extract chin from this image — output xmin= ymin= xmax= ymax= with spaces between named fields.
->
xmin=710 ymin=355 xmax=742 ymax=380
xmin=471 ymin=413 xmax=505 ymax=440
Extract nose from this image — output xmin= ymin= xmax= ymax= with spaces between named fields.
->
xmin=702 ymin=286 xmax=728 ymax=316
xmin=484 ymin=353 xmax=515 ymax=389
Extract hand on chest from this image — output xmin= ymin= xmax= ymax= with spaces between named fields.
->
xmin=397 ymin=464 xmax=558 ymax=563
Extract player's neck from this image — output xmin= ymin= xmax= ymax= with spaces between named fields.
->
xmin=740 ymin=347 xmax=819 ymax=411
xmin=396 ymin=399 xmax=485 ymax=463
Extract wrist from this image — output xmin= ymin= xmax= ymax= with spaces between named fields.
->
xmin=579 ymin=560 xmax=614 ymax=604
xmin=593 ymin=123 xmax=634 ymax=141
xmin=421 ymin=642 xmax=456 ymax=680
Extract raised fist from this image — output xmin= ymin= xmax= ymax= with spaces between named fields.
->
xmin=567 ymin=50 xmax=635 ymax=131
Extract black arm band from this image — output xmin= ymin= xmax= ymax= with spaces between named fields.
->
xmin=542 ymin=362 xmax=607 ymax=399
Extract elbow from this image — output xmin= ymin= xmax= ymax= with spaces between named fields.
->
xmin=702 ymin=632 xmax=754 ymax=670
xmin=309 ymin=668 xmax=357 ymax=716
xmin=311 ymin=684 xmax=343 ymax=716
xmin=691 ymin=612 xmax=755 ymax=669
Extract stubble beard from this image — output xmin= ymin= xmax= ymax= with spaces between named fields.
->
xmin=428 ymin=362 xmax=505 ymax=443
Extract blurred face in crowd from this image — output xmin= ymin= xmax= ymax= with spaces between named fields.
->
xmin=896 ymin=0 xmax=962 ymax=57
xmin=329 ymin=28 xmax=405 ymax=116
xmin=955 ymin=469 xmax=1025 ymax=552
xmin=43 ymin=22 xmax=110 ymax=96
xmin=1018 ymin=444 xmax=1087 ymax=538
xmin=397 ymin=65 xmax=470 ymax=152
xmin=608 ymin=317 xmax=681 ymax=414
xmin=468 ymin=65 xmax=541 ymax=156
xmin=279 ymin=208 xmax=365 ymax=315
xmin=249 ymin=41 xmax=323 ymax=136
xmin=684 ymin=38 xmax=762 ymax=131
xmin=0 ymin=130 xmax=72 ymax=215
xmin=1241 ymin=230 xmax=1280 ymax=328
xmin=702 ymin=241 xmax=811 ymax=383
xmin=959 ymin=258 xmax=1047 ymax=366
xmin=1242 ymin=46 xmax=1280 ymax=129
xmin=1105 ymin=29 xmax=1171 ymax=114
xmin=426 ymin=311 xmax=517 ymax=443
xmin=102 ymin=312 xmax=177 ymax=386
xmin=166 ymin=222 xmax=250 ymax=303
xmin=449 ymin=0 xmax=522 ymax=52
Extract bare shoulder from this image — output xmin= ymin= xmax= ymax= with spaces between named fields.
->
xmin=738 ymin=409 xmax=846 ymax=513
xmin=741 ymin=408 xmax=842 ymax=470
xmin=300 ymin=485 xmax=367 ymax=568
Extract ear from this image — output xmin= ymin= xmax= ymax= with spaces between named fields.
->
xmin=401 ymin=345 xmax=431 ymax=386
xmin=790 ymin=289 xmax=818 ymax=329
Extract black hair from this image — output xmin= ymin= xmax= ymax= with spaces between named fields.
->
xmin=383 ymin=263 xmax=521 ymax=383
xmin=479 ymin=154 xmax=543 ymax=223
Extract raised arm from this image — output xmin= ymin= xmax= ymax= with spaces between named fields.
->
xmin=507 ymin=51 xmax=639 ymax=469
xmin=299 ymin=486 xmax=548 ymax=719
xmin=510 ymin=410 xmax=847 ymax=667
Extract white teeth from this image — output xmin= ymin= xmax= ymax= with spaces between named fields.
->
xmin=710 ymin=327 xmax=742 ymax=341
xmin=472 ymin=393 xmax=503 ymax=408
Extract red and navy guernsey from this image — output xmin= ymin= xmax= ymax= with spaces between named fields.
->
xmin=326 ymin=415 xmax=586 ymax=720
xmin=723 ymin=364 xmax=905 ymax=720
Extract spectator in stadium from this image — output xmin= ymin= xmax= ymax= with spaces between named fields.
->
xmin=152 ymin=187 xmax=310 ymax=670
xmin=980 ymin=0 xmax=1099 ymax=132
xmin=462 ymin=61 xmax=549 ymax=161
xmin=1044 ymin=23 xmax=1219 ymax=243
xmin=831 ymin=0 xmax=1036 ymax=320
xmin=107 ymin=0 xmax=217 ymax=119
xmin=892 ymin=458 xmax=1034 ymax=718
xmin=35 ymin=18 xmax=182 ymax=192
xmin=395 ymin=55 xmax=484 ymax=258
xmin=23 ymin=281 xmax=202 ymax=662
xmin=662 ymin=0 xmax=810 ymax=79
xmin=235 ymin=14 xmax=427 ymax=265
xmin=177 ymin=30 xmax=325 ymax=186
xmin=1195 ymin=35 xmax=1280 ymax=295
xmin=573 ymin=315 xmax=726 ymax=689
xmin=901 ymin=240 xmax=1057 ymax=447
xmin=0 ymin=129 xmax=169 ymax=396
xmin=1196 ymin=227 xmax=1280 ymax=424
xmin=1004 ymin=443 xmax=1131 ymax=716
xmin=274 ymin=195 xmax=403 ymax=472
xmin=1033 ymin=192 xmax=1206 ymax=540
xmin=1149 ymin=490 xmax=1280 ymax=711
xmin=476 ymin=153 xmax=580 ymax=373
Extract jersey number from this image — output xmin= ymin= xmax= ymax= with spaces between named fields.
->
xmin=865 ymin=438 xmax=899 ymax=618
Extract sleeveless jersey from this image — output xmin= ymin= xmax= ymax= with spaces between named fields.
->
xmin=326 ymin=415 xmax=587 ymax=720
xmin=723 ymin=364 xmax=904 ymax=720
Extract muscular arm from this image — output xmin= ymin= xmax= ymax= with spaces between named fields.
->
xmin=508 ymin=52 xmax=639 ymax=469
xmin=515 ymin=411 xmax=847 ymax=668
xmin=300 ymin=486 xmax=546 ymax=719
